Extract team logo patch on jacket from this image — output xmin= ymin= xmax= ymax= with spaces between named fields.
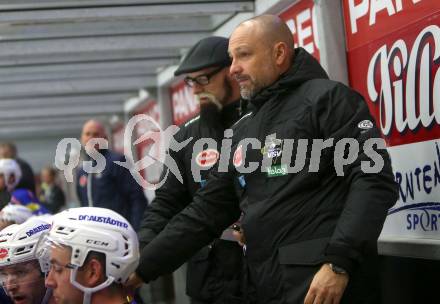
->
xmin=233 ymin=145 xmax=243 ymax=167
xmin=267 ymin=164 xmax=288 ymax=177
xmin=358 ymin=120 xmax=373 ymax=130
xmin=261 ymin=138 xmax=283 ymax=159
xmin=196 ymin=149 xmax=219 ymax=167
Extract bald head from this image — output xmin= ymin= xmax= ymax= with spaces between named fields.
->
xmin=81 ymin=119 xmax=107 ymax=147
xmin=237 ymin=15 xmax=295 ymax=61
xmin=229 ymin=14 xmax=295 ymax=100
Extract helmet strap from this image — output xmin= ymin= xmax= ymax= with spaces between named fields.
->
xmin=70 ymin=267 xmax=115 ymax=304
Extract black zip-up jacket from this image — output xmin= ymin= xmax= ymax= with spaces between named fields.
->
xmin=137 ymin=101 xmax=243 ymax=302
xmin=137 ymin=48 xmax=398 ymax=303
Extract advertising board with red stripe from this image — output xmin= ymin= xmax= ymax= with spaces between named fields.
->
xmin=134 ymin=101 xmax=163 ymax=184
xmin=342 ymin=0 xmax=440 ymax=239
xmin=279 ymin=0 xmax=320 ymax=61
xmin=170 ymin=80 xmax=199 ymax=126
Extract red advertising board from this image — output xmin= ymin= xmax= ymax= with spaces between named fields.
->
xmin=343 ymin=0 xmax=440 ymax=146
xmin=342 ymin=0 xmax=440 ymax=240
xmin=279 ymin=0 xmax=320 ymax=61
xmin=170 ymin=80 xmax=199 ymax=126
xmin=134 ymin=100 xmax=163 ymax=184
xmin=343 ymin=0 xmax=440 ymax=51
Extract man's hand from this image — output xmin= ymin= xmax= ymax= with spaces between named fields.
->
xmin=125 ymin=272 xmax=144 ymax=292
xmin=304 ymin=263 xmax=349 ymax=304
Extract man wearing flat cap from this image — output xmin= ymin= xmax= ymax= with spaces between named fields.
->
xmin=135 ymin=36 xmax=244 ymax=303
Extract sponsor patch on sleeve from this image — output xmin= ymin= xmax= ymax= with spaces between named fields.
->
xmin=358 ymin=120 xmax=373 ymax=130
xmin=195 ymin=149 xmax=219 ymax=167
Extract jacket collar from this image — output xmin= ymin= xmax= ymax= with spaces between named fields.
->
xmin=249 ymin=47 xmax=329 ymax=110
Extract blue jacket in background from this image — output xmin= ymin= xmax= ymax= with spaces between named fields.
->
xmin=76 ymin=149 xmax=148 ymax=230
xmin=11 ymin=188 xmax=51 ymax=215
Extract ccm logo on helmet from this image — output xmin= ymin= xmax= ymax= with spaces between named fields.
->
xmin=26 ymin=224 xmax=51 ymax=237
xmin=78 ymin=215 xmax=129 ymax=229
xmin=86 ymin=239 xmax=109 ymax=247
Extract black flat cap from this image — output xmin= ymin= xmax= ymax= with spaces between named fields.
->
xmin=174 ymin=36 xmax=231 ymax=76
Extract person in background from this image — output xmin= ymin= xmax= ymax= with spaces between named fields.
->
xmin=0 ymin=142 xmax=36 ymax=193
xmin=11 ymin=188 xmax=50 ymax=216
xmin=0 ymin=158 xmax=22 ymax=208
xmin=0 ymin=159 xmax=50 ymax=216
xmin=0 ymin=175 xmax=10 ymax=208
xmin=39 ymin=166 xmax=66 ymax=213
xmin=76 ymin=119 xmax=148 ymax=230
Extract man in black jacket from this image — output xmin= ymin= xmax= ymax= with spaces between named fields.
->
xmin=137 ymin=36 xmax=244 ymax=303
xmin=128 ymin=15 xmax=398 ymax=304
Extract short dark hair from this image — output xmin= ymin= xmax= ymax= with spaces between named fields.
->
xmin=82 ymin=251 xmax=122 ymax=293
xmin=0 ymin=142 xmax=17 ymax=158
xmin=42 ymin=166 xmax=58 ymax=178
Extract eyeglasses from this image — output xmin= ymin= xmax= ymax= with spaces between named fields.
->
xmin=184 ymin=66 xmax=224 ymax=87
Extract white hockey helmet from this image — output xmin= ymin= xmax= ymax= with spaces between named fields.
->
xmin=32 ymin=214 xmax=53 ymax=225
xmin=0 ymin=218 xmax=51 ymax=271
xmin=36 ymin=207 xmax=139 ymax=303
xmin=0 ymin=218 xmax=52 ymax=303
xmin=0 ymin=159 xmax=22 ymax=192
xmin=0 ymin=204 xmax=33 ymax=225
